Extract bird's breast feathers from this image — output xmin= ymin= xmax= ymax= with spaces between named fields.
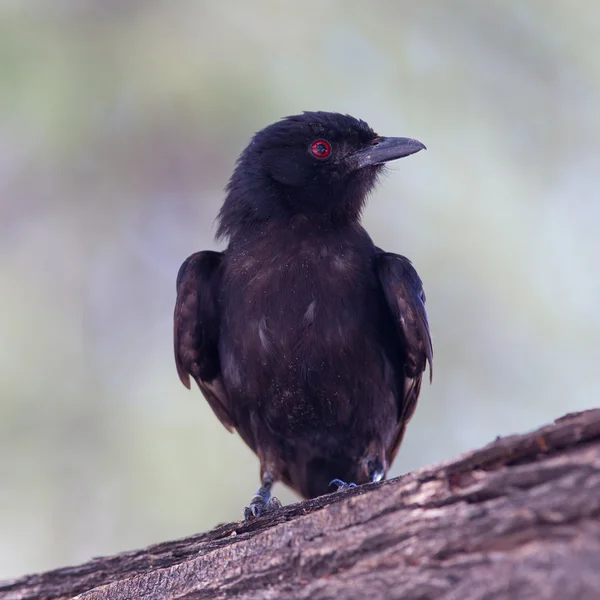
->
xmin=220 ymin=241 xmax=381 ymax=391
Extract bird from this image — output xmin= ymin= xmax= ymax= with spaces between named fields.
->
xmin=174 ymin=111 xmax=432 ymax=519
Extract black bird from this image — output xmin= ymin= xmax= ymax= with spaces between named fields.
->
xmin=174 ymin=112 xmax=432 ymax=518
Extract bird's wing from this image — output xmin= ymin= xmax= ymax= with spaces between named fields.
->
xmin=374 ymin=251 xmax=433 ymax=463
xmin=174 ymin=251 xmax=235 ymax=432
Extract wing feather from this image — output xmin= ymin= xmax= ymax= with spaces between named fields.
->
xmin=174 ymin=251 xmax=234 ymax=432
xmin=375 ymin=251 xmax=433 ymax=463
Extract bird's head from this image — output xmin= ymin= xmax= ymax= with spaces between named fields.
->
xmin=216 ymin=112 xmax=425 ymax=240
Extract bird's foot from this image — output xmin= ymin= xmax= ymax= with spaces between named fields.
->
xmin=329 ymin=478 xmax=358 ymax=492
xmin=243 ymin=494 xmax=282 ymax=520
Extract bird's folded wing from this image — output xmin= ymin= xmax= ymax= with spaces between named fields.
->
xmin=375 ymin=251 xmax=433 ymax=447
xmin=174 ymin=251 xmax=235 ymax=432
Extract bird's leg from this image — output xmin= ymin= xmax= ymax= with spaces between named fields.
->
xmin=330 ymin=455 xmax=386 ymax=493
xmin=243 ymin=472 xmax=282 ymax=520
xmin=367 ymin=457 xmax=385 ymax=483
xmin=329 ymin=478 xmax=357 ymax=492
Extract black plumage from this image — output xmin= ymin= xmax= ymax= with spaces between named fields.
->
xmin=174 ymin=112 xmax=432 ymax=517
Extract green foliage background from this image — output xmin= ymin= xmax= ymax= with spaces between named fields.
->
xmin=1 ymin=0 xmax=599 ymax=578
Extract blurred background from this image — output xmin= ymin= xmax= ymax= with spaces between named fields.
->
xmin=1 ymin=0 xmax=599 ymax=579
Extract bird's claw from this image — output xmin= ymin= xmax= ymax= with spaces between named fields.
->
xmin=329 ymin=478 xmax=358 ymax=492
xmin=243 ymin=495 xmax=282 ymax=520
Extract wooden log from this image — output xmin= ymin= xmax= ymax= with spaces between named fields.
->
xmin=2 ymin=409 xmax=600 ymax=600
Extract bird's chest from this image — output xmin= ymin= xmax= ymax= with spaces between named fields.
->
xmin=222 ymin=238 xmax=376 ymax=359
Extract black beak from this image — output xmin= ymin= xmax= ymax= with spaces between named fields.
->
xmin=351 ymin=136 xmax=426 ymax=170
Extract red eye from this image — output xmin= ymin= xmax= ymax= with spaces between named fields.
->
xmin=311 ymin=139 xmax=331 ymax=159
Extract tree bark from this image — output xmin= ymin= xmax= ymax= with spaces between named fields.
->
xmin=2 ymin=409 xmax=600 ymax=600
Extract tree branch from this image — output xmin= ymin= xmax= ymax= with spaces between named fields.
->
xmin=2 ymin=409 xmax=600 ymax=600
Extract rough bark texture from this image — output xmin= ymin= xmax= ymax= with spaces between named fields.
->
xmin=2 ymin=409 xmax=600 ymax=600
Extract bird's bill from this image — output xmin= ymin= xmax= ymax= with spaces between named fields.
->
xmin=351 ymin=137 xmax=426 ymax=169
